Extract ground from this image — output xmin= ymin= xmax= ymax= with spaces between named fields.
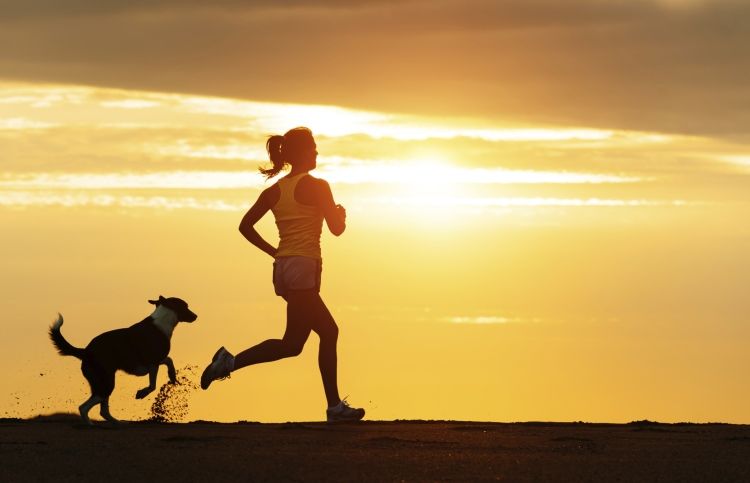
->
xmin=1 ymin=416 xmax=749 ymax=482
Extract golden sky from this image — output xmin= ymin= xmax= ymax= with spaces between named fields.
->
xmin=1 ymin=1 xmax=749 ymax=423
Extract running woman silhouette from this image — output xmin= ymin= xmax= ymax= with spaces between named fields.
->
xmin=200 ymin=127 xmax=365 ymax=422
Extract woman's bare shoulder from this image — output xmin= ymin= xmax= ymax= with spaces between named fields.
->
xmin=295 ymin=174 xmax=331 ymax=205
xmin=259 ymin=182 xmax=281 ymax=206
xmin=302 ymin=173 xmax=322 ymax=182
xmin=302 ymin=174 xmax=331 ymax=190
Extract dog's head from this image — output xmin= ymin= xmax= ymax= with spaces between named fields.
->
xmin=148 ymin=296 xmax=197 ymax=323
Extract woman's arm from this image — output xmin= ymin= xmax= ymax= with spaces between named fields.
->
xmin=238 ymin=188 xmax=278 ymax=258
xmin=317 ymin=179 xmax=346 ymax=236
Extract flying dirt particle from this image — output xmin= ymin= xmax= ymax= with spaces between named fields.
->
xmin=148 ymin=366 xmax=198 ymax=423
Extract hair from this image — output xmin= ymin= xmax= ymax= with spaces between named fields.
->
xmin=259 ymin=126 xmax=314 ymax=180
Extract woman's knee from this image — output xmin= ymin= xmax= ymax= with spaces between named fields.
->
xmin=319 ymin=322 xmax=338 ymax=343
xmin=280 ymin=339 xmax=305 ymax=357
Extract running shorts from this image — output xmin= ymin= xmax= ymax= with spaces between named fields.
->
xmin=272 ymin=256 xmax=322 ymax=298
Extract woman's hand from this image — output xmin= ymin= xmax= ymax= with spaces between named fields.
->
xmin=335 ymin=204 xmax=346 ymax=223
xmin=318 ymin=181 xmax=346 ymax=236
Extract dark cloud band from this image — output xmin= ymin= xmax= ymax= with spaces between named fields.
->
xmin=0 ymin=0 xmax=748 ymax=137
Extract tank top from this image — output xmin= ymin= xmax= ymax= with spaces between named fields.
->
xmin=271 ymin=173 xmax=324 ymax=259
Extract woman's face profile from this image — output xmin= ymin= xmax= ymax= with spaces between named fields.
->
xmin=297 ymin=138 xmax=318 ymax=171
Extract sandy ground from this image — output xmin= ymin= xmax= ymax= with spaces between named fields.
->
xmin=1 ymin=416 xmax=749 ymax=482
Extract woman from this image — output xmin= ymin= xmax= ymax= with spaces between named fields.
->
xmin=200 ymin=127 xmax=365 ymax=422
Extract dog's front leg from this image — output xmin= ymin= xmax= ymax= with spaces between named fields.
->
xmin=135 ymin=366 xmax=158 ymax=399
xmin=162 ymin=357 xmax=177 ymax=383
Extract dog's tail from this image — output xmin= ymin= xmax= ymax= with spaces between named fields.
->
xmin=49 ymin=314 xmax=85 ymax=359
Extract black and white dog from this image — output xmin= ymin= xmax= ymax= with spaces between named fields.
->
xmin=48 ymin=296 xmax=197 ymax=425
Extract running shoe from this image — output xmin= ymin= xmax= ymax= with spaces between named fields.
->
xmin=326 ymin=397 xmax=365 ymax=422
xmin=200 ymin=346 xmax=233 ymax=390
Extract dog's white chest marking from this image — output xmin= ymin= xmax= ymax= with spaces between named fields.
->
xmin=150 ymin=306 xmax=178 ymax=339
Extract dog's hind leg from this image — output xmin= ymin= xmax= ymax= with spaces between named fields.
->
xmin=79 ymin=360 xmax=104 ymax=425
xmin=97 ymin=369 xmax=119 ymax=425
xmin=79 ymin=395 xmax=103 ymax=425
xmin=99 ymin=398 xmax=121 ymax=426
xmin=81 ymin=359 xmax=118 ymax=425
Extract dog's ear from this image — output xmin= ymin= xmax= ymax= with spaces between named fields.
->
xmin=148 ymin=295 xmax=167 ymax=305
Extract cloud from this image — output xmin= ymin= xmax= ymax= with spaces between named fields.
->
xmin=0 ymin=1 xmax=748 ymax=138
xmin=0 ymin=117 xmax=58 ymax=129
xmin=444 ymin=315 xmax=541 ymax=324
xmin=100 ymin=99 xmax=162 ymax=109
xmin=7 ymin=82 xmax=737 ymax=212
xmin=0 ymin=0 xmax=402 ymax=19
xmin=0 ymin=191 xmax=242 ymax=211
xmin=0 ymin=189 xmax=696 ymax=212
xmin=3 ymin=83 xmax=750 ymax=199
xmin=3 ymin=77 xmax=744 ymax=213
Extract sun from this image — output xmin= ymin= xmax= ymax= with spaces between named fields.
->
xmin=393 ymin=159 xmax=468 ymax=201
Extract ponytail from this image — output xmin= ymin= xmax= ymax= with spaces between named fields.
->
xmin=258 ymin=127 xmax=314 ymax=180
xmin=260 ymin=135 xmax=286 ymax=180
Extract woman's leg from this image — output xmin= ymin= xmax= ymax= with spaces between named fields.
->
xmin=229 ymin=290 xmax=342 ymax=408
xmin=232 ymin=294 xmax=312 ymax=371
xmin=307 ymin=293 xmax=341 ymax=408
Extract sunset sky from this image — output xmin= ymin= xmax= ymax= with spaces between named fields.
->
xmin=2 ymin=0 xmax=749 ymax=423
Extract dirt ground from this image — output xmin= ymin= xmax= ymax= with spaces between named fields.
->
xmin=1 ymin=416 xmax=749 ymax=482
